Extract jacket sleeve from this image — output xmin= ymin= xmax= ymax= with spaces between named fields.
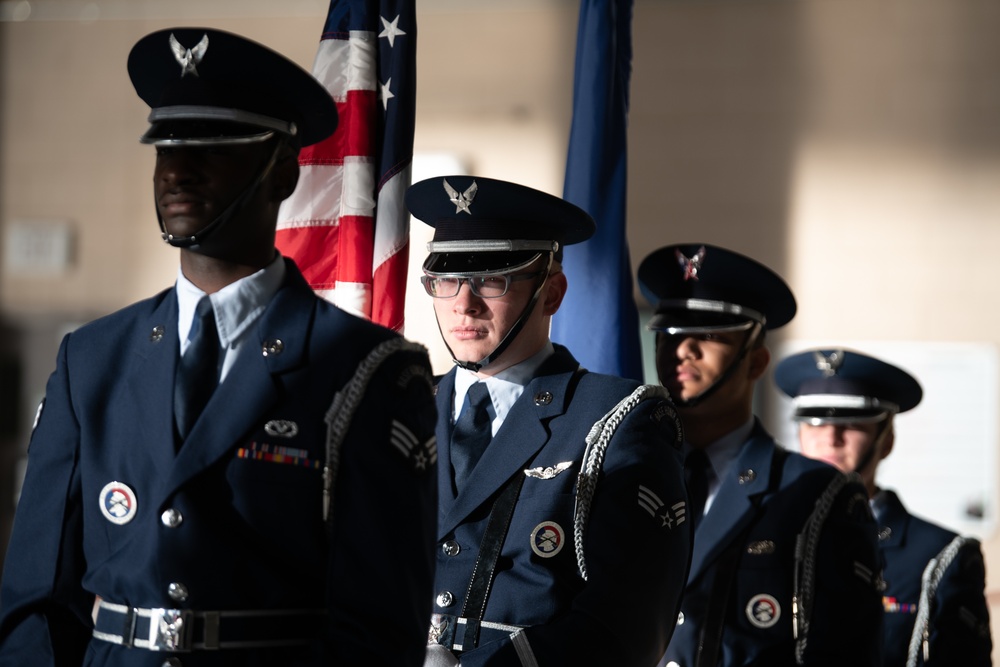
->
xmin=0 ymin=335 xmax=92 ymax=666
xmin=324 ymin=340 xmax=439 ymax=667
xmin=460 ymin=388 xmax=691 ymax=667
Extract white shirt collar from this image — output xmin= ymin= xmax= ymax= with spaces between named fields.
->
xmin=686 ymin=416 xmax=755 ymax=515
xmin=452 ymin=342 xmax=556 ymax=436
xmin=697 ymin=417 xmax=755 ymax=481
xmin=175 ymin=255 xmax=285 ymax=376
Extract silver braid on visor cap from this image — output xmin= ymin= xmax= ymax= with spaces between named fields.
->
xmin=792 ymin=394 xmax=898 ymax=425
xmin=646 ymin=298 xmax=766 ymax=334
xmin=425 ymin=239 xmax=559 ymax=255
xmin=140 ymin=106 xmax=297 ymax=145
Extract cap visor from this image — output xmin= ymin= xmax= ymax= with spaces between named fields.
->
xmin=423 ymin=250 xmax=540 ymax=275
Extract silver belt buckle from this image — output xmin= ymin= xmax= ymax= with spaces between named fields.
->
xmin=147 ymin=608 xmax=192 ymax=651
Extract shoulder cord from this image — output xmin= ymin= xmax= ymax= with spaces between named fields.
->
xmin=905 ymin=534 xmax=971 ymax=667
xmin=793 ymin=470 xmax=863 ymax=664
xmin=322 ymin=338 xmax=430 ymax=524
xmin=572 ymin=384 xmax=673 ymax=581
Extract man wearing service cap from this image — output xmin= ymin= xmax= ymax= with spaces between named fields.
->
xmin=775 ymin=349 xmax=992 ymax=666
xmin=637 ymin=243 xmax=883 ymax=667
xmin=407 ymin=176 xmax=691 ymax=666
xmin=0 ymin=28 xmax=436 ymax=666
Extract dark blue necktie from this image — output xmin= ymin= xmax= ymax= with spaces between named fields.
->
xmin=685 ymin=448 xmax=711 ymax=530
xmin=174 ymin=296 xmax=221 ymax=441
xmin=451 ymin=382 xmax=493 ymax=489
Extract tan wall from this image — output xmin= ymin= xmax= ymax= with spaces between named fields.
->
xmin=3 ymin=0 xmax=1000 ymax=657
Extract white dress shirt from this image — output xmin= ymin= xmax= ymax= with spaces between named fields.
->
xmin=175 ymin=254 xmax=285 ymax=382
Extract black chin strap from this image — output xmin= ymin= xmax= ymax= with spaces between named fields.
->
xmin=441 ymin=255 xmax=553 ymax=374
xmin=853 ymin=418 xmax=892 ymax=475
xmin=673 ymin=323 xmax=763 ymax=409
xmin=156 ymin=140 xmax=283 ymax=249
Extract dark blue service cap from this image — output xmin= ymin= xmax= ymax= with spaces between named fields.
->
xmin=128 ymin=28 xmax=337 ymax=147
xmin=406 ymin=175 xmax=596 ymax=275
xmin=637 ymin=243 xmax=796 ymax=333
xmin=774 ymin=349 xmax=923 ymax=424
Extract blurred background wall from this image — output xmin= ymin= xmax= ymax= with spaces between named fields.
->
xmin=2 ymin=0 xmax=1000 ymax=655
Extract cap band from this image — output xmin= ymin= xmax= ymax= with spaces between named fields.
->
xmin=793 ymin=393 xmax=898 ymax=415
xmin=147 ymin=131 xmax=276 ymax=147
xmin=648 ymin=298 xmax=765 ymax=334
xmin=142 ymin=105 xmax=297 ymax=142
xmin=426 ymin=239 xmax=559 ymax=254
xmin=797 ymin=411 xmax=891 ymax=426
xmin=676 ymin=298 xmax=765 ymax=323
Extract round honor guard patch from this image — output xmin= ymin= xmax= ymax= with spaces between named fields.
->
xmin=530 ymin=521 xmax=565 ymax=558
xmin=745 ymin=593 xmax=781 ymax=629
xmin=99 ymin=482 xmax=138 ymax=525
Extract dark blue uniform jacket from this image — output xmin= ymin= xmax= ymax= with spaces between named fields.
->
xmin=661 ymin=422 xmax=883 ymax=667
xmin=0 ymin=260 xmax=437 ymax=667
xmin=877 ymin=489 xmax=991 ymax=667
xmin=431 ymin=346 xmax=692 ymax=666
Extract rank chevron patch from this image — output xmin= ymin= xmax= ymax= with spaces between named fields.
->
xmin=638 ymin=484 xmax=687 ymax=530
xmin=391 ymin=419 xmax=437 ymax=472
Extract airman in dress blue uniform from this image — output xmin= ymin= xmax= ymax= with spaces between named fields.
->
xmin=0 ymin=28 xmax=437 ymax=666
xmin=638 ymin=243 xmax=884 ymax=667
xmin=775 ymin=348 xmax=993 ymax=667
xmin=407 ymin=176 xmax=691 ymax=666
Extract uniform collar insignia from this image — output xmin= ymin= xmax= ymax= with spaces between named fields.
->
xmin=813 ymin=349 xmax=845 ymax=377
xmin=443 ymin=178 xmax=478 ymax=215
xmin=675 ymin=245 xmax=707 ymax=281
xmin=169 ymin=33 xmax=209 ymax=78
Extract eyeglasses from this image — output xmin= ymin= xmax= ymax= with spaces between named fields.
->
xmin=421 ymin=271 xmax=546 ymax=299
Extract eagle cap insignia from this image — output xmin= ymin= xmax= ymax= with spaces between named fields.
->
xmin=675 ymin=245 xmax=707 ymax=281
xmin=443 ymin=179 xmax=478 ymax=215
xmin=169 ymin=33 xmax=209 ymax=78
xmin=813 ymin=350 xmax=845 ymax=378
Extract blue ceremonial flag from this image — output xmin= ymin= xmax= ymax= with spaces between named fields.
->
xmin=551 ymin=0 xmax=642 ymax=381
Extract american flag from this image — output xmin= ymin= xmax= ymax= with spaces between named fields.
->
xmin=276 ymin=0 xmax=415 ymax=331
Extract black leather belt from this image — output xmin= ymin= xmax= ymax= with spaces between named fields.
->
xmin=92 ymin=600 xmax=326 ymax=651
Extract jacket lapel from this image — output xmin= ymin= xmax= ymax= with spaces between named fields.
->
xmin=875 ymin=489 xmax=906 ymax=550
xmin=435 ymin=370 xmax=459 ymax=525
xmin=688 ymin=428 xmax=777 ymax=583
xmin=437 ymin=349 xmax=580 ymax=539
xmin=162 ymin=268 xmax=316 ymax=501
xmin=125 ymin=291 xmax=179 ymax=475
